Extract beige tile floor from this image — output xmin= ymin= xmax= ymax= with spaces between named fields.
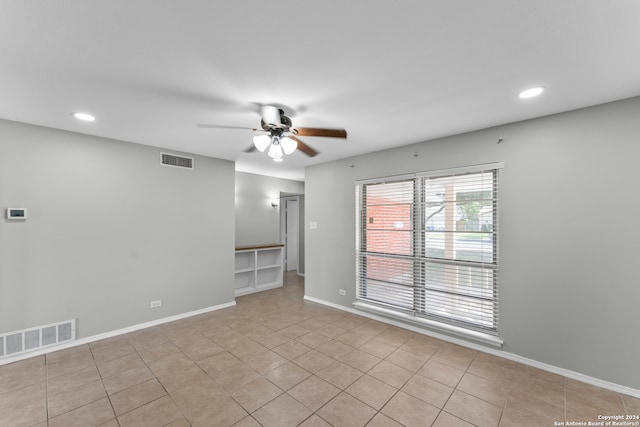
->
xmin=1 ymin=272 xmax=639 ymax=426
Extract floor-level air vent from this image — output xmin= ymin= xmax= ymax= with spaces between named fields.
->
xmin=0 ymin=319 xmax=75 ymax=359
xmin=161 ymin=152 xmax=194 ymax=169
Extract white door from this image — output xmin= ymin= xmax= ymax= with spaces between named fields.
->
xmin=286 ymin=200 xmax=299 ymax=271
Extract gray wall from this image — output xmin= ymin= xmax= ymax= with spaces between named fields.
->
xmin=305 ymin=96 xmax=640 ymax=390
xmin=0 ymin=119 xmax=236 ymax=338
xmin=235 ymin=171 xmax=304 ymax=247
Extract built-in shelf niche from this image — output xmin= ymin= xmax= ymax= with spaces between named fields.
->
xmin=234 ymin=244 xmax=283 ymax=296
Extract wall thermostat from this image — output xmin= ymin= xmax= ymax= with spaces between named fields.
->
xmin=6 ymin=208 xmax=27 ymax=220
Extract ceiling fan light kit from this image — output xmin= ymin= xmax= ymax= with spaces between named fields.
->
xmin=280 ymin=136 xmax=297 ymax=155
xmin=267 ymin=138 xmax=284 ymax=160
xmin=252 ymin=134 xmax=271 ymax=152
xmin=199 ymin=105 xmax=348 ymax=161
xmin=254 ymin=128 xmax=298 ymax=160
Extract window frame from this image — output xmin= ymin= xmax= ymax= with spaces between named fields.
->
xmin=355 ymin=163 xmax=503 ymax=346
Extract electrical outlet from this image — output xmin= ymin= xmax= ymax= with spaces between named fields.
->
xmin=339 ymin=289 xmax=347 ymax=296
xmin=150 ymin=300 xmax=162 ymax=308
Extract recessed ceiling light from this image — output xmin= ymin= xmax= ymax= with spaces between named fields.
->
xmin=519 ymin=87 xmax=545 ymax=99
xmin=72 ymin=112 xmax=96 ymax=122
xmin=273 ymin=158 xmax=284 ymax=163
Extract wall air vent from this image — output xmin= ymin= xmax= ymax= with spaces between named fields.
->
xmin=161 ymin=152 xmax=194 ymax=169
xmin=0 ymin=319 xmax=76 ymax=359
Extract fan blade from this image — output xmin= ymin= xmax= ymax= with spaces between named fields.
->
xmin=197 ymin=124 xmax=258 ymax=131
xmin=290 ymin=136 xmax=318 ymax=157
xmin=292 ymin=127 xmax=347 ymax=138
xmin=243 ymin=145 xmax=257 ymax=153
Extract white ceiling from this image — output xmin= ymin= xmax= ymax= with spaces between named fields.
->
xmin=1 ymin=1 xmax=639 ymax=181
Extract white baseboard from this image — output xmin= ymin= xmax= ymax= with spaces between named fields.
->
xmin=304 ymin=295 xmax=640 ymax=399
xmin=0 ymin=300 xmax=236 ymax=367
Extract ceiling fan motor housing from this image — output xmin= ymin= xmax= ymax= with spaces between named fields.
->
xmin=279 ymin=114 xmax=292 ymax=129
xmin=260 ymin=105 xmax=292 ymax=131
xmin=260 ymin=105 xmax=281 ymax=128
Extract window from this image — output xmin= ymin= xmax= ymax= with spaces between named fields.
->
xmin=355 ymin=163 xmax=502 ymax=341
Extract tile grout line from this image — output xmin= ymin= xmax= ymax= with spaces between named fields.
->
xmin=143 ymin=329 xmax=200 ymax=425
xmin=431 ymin=345 xmax=478 ymax=426
xmin=44 ymin=353 xmax=50 ymax=427
xmin=89 ymin=341 xmax=118 ymax=425
xmin=564 ymin=382 xmax=568 ymax=423
xmin=311 ymin=335 xmax=415 ymax=426
xmin=130 ymin=334 xmax=176 ymax=424
xmin=94 ymin=343 xmax=119 ymax=425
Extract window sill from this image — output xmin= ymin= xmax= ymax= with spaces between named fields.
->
xmin=353 ymin=301 xmax=504 ymax=348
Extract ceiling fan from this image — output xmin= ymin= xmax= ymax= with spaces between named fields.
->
xmin=197 ymin=105 xmax=347 ymax=161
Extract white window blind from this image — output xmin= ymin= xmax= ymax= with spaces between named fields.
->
xmin=356 ymin=164 xmax=501 ymax=336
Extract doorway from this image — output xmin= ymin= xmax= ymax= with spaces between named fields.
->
xmin=280 ymin=195 xmax=304 ymax=275
xmin=285 ymin=199 xmax=299 ymax=271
